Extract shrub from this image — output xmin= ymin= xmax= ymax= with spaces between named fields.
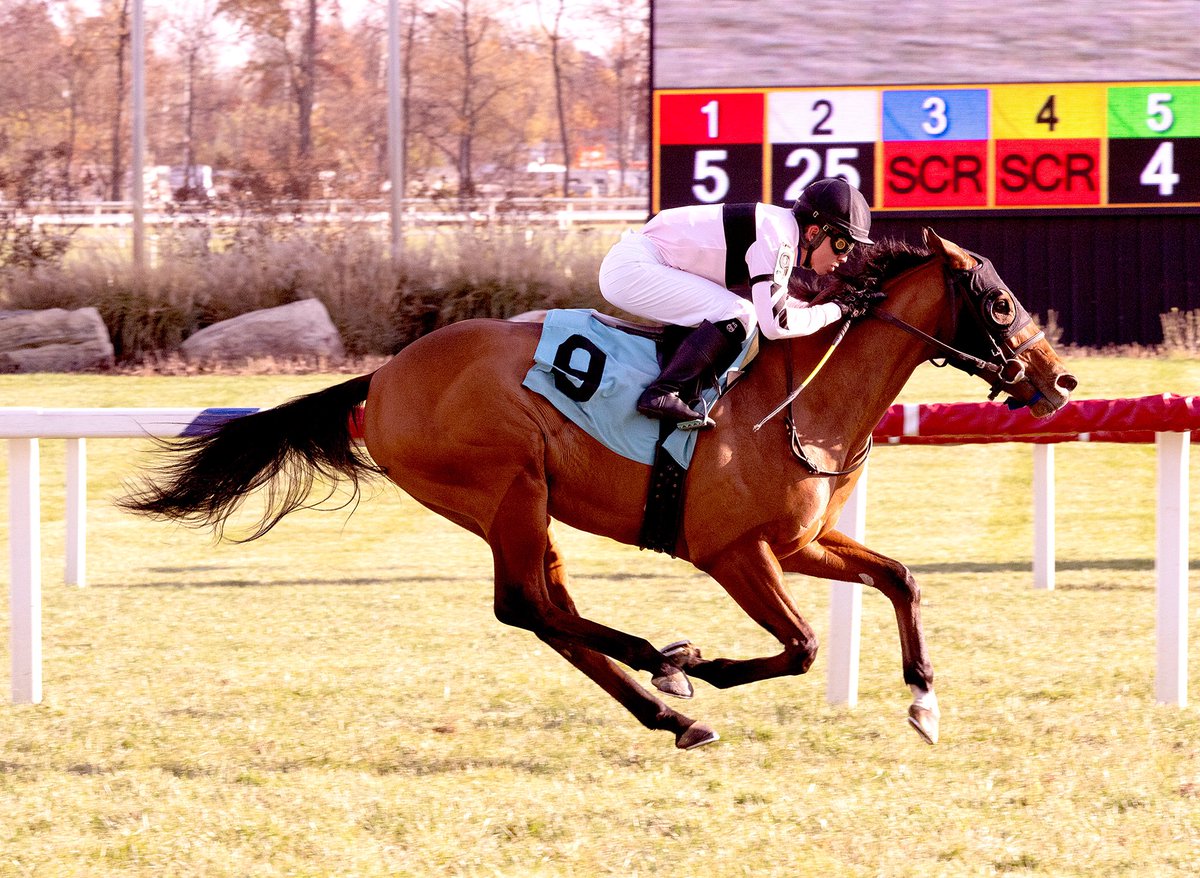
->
xmin=0 ymin=216 xmax=616 ymax=362
xmin=1160 ymin=307 xmax=1200 ymax=356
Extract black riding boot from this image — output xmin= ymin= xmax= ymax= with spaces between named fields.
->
xmin=637 ymin=319 xmax=746 ymax=428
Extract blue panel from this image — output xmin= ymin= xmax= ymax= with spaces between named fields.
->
xmin=882 ymin=89 xmax=989 ymax=141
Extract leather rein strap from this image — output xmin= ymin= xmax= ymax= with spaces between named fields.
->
xmin=779 ymin=334 xmax=873 ymax=478
xmin=768 ymin=262 xmax=1016 ymax=477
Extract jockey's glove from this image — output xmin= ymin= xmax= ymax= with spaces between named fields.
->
xmin=834 ymin=286 xmax=887 ymax=320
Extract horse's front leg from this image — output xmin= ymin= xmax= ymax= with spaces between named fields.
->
xmin=665 ymin=536 xmax=823 ymax=689
xmin=779 ymin=530 xmax=939 ymax=745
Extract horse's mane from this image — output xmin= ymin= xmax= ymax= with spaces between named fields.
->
xmin=829 ymin=237 xmax=933 ymax=296
xmin=791 ymin=237 xmax=933 ymax=301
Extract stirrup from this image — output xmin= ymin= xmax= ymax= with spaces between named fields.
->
xmin=676 ymin=414 xmax=715 ymax=431
xmin=675 ymin=397 xmax=715 ymax=431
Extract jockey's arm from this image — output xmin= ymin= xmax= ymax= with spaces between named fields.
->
xmin=751 ymin=279 xmax=844 ymax=341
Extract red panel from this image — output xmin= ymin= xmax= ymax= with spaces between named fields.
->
xmin=873 ymin=394 xmax=1200 ymax=444
xmin=882 ymin=141 xmax=989 ymax=207
xmin=658 ymin=93 xmax=764 ymax=145
xmin=995 ymin=139 xmax=1101 ymax=205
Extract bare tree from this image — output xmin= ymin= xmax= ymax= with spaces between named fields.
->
xmin=218 ymin=0 xmax=325 ymax=195
xmin=107 ymin=0 xmax=131 ymax=200
xmin=592 ymin=0 xmax=648 ymax=196
xmin=418 ymin=0 xmax=514 ymax=198
xmin=537 ymin=0 xmax=571 ymax=197
xmin=163 ymin=0 xmax=219 ymax=197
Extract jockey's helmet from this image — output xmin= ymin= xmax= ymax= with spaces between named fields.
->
xmin=792 ymin=177 xmax=873 ymax=245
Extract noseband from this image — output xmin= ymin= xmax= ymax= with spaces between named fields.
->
xmin=872 ymin=253 xmax=1045 ymax=405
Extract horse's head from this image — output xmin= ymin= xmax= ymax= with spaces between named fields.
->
xmin=917 ymin=228 xmax=1075 ymax=417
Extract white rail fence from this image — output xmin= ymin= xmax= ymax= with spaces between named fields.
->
xmin=2 ymin=398 xmax=1195 ymax=708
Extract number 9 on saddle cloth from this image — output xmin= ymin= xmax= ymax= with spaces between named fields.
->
xmin=521 ymin=309 xmax=756 ymax=469
xmin=522 ymin=309 xmax=758 ymax=554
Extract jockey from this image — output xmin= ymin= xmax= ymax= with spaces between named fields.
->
xmin=599 ymin=177 xmax=875 ymax=428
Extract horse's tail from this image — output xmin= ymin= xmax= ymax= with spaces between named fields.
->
xmin=119 ymin=372 xmax=379 ymax=541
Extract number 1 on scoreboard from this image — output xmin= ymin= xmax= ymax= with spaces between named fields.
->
xmin=700 ymin=100 xmax=719 ymax=139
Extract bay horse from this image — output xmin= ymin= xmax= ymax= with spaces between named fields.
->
xmin=121 ymin=228 xmax=1077 ymax=751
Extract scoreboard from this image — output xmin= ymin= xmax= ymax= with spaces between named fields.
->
xmin=653 ymin=81 xmax=1200 ymax=213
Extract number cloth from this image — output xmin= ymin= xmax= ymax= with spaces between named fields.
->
xmin=521 ymin=310 xmax=756 ymax=468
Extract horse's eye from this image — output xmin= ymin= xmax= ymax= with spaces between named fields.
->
xmin=986 ymin=290 xmax=1016 ymax=327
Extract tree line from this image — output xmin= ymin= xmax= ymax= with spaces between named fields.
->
xmin=0 ymin=0 xmax=649 ymax=205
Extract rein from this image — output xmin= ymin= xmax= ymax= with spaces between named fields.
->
xmin=752 ymin=318 xmax=872 ymax=478
xmin=752 ymin=256 xmax=1030 ymax=477
xmin=872 ymin=308 xmax=1001 ymax=380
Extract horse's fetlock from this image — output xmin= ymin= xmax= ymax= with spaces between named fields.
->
xmin=785 ymin=635 xmax=819 ymax=675
xmin=904 ymin=664 xmax=934 ymax=690
xmin=493 ymin=596 xmax=538 ymax=632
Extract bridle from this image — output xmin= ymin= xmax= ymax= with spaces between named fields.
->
xmin=766 ymin=252 xmax=1044 ymax=477
xmin=872 ymin=252 xmax=1045 ymax=406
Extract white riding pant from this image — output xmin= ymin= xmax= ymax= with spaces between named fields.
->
xmin=599 ymin=232 xmax=756 ymax=332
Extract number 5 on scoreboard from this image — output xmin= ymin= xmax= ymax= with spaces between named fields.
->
xmin=692 ymin=149 xmax=730 ymax=202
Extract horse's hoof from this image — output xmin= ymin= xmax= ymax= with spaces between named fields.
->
xmin=907 ymin=704 xmax=939 ymax=745
xmin=661 ymin=639 xmax=702 ymax=666
xmin=675 ymin=722 xmax=719 ymax=750
xmin=651 ymin=668 xmax=694 ymax=699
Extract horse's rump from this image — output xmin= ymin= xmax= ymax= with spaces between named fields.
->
xmin=362 ymin=318 xmax=655 ymax=546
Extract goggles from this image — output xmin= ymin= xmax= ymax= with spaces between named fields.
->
xmin=824 ymin=226 xmax=855 ymax=255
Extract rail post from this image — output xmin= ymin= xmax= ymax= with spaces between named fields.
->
xmin=1033 ymin=444 xmax=1055 ymax=590
xmin=1155 ymin=431 xmax=1190 ymax=706
xmin=7 ymin=438 xmax=42 ymax=704
xmin=66 ymin=438 xmax=86 ymax=587
xmin=827 ymin=466 xmax=867 ymax=706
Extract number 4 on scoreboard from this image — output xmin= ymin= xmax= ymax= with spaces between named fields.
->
xmin=1036 ymin=95 xmax=1059 ymax=132
xmin=1140 ymin=142 xmax=1180 ymax=196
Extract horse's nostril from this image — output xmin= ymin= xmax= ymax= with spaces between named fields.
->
xmin=1057 ymin=373 xmax=1079 ymax=393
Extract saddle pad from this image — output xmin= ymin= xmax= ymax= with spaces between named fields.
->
xmin=521 ymin=309 xmax=705 ymax=469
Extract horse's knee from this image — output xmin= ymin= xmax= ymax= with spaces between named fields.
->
xmin=873 ymin=561 xmax=920 ymax=605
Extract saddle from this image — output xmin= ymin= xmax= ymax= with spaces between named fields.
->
xmin=521 ymin=309 xmax=759 ymax=556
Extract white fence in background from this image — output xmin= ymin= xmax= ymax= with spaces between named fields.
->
xmin=1 ymin=401 xmax=1194 ymax=710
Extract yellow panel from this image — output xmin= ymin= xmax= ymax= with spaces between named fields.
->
xmin=991 ymin=84 xmax=1108 ymax=139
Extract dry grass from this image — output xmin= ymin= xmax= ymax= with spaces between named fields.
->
xmin=0 ymin=357 xmax=1198 ymax=876
xmin=0 ymin=221 xmax=616 ymax=361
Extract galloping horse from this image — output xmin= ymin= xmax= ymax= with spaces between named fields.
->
xmin=122 ymin=228 xmax=1076 ymax=750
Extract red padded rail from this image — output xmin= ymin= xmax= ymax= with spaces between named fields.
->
xmin=872 ymin=394 xmax=1200 ymax=445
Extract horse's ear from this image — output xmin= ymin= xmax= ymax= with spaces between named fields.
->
xmin=922 ymin=227 xmax=975 ymax=269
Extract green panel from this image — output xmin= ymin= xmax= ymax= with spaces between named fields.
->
xmin=1107 ymin=85 xmax=1200 ymax=138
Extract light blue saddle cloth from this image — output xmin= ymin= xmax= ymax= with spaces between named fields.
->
xmin=521 ymin=310 xmax=755 ymax=469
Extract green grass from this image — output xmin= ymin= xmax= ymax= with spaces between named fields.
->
xmin=1 ymin=357 xmax=1198 ymax=876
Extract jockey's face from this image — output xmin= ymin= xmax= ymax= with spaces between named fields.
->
xmin=803 ymin=225 xmax=853 ymax=275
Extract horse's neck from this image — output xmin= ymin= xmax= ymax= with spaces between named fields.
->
xmin=781 ymin=259 xmax=947 ymax=442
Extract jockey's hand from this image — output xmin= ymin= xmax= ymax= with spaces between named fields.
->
xmin=833 ymin=285 xmax=887 ymax=320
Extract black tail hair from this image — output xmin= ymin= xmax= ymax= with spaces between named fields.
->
xmin=119 ymin=373 xmax=378 ymax=541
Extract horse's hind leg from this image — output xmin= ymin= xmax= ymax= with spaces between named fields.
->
xmin=537 ymin=525 xmax=718 ymax=750
xmin=487 ymin=470 xmax=708 ymax=734
xmin=780 ymin=530 xmax=939 ymax=744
